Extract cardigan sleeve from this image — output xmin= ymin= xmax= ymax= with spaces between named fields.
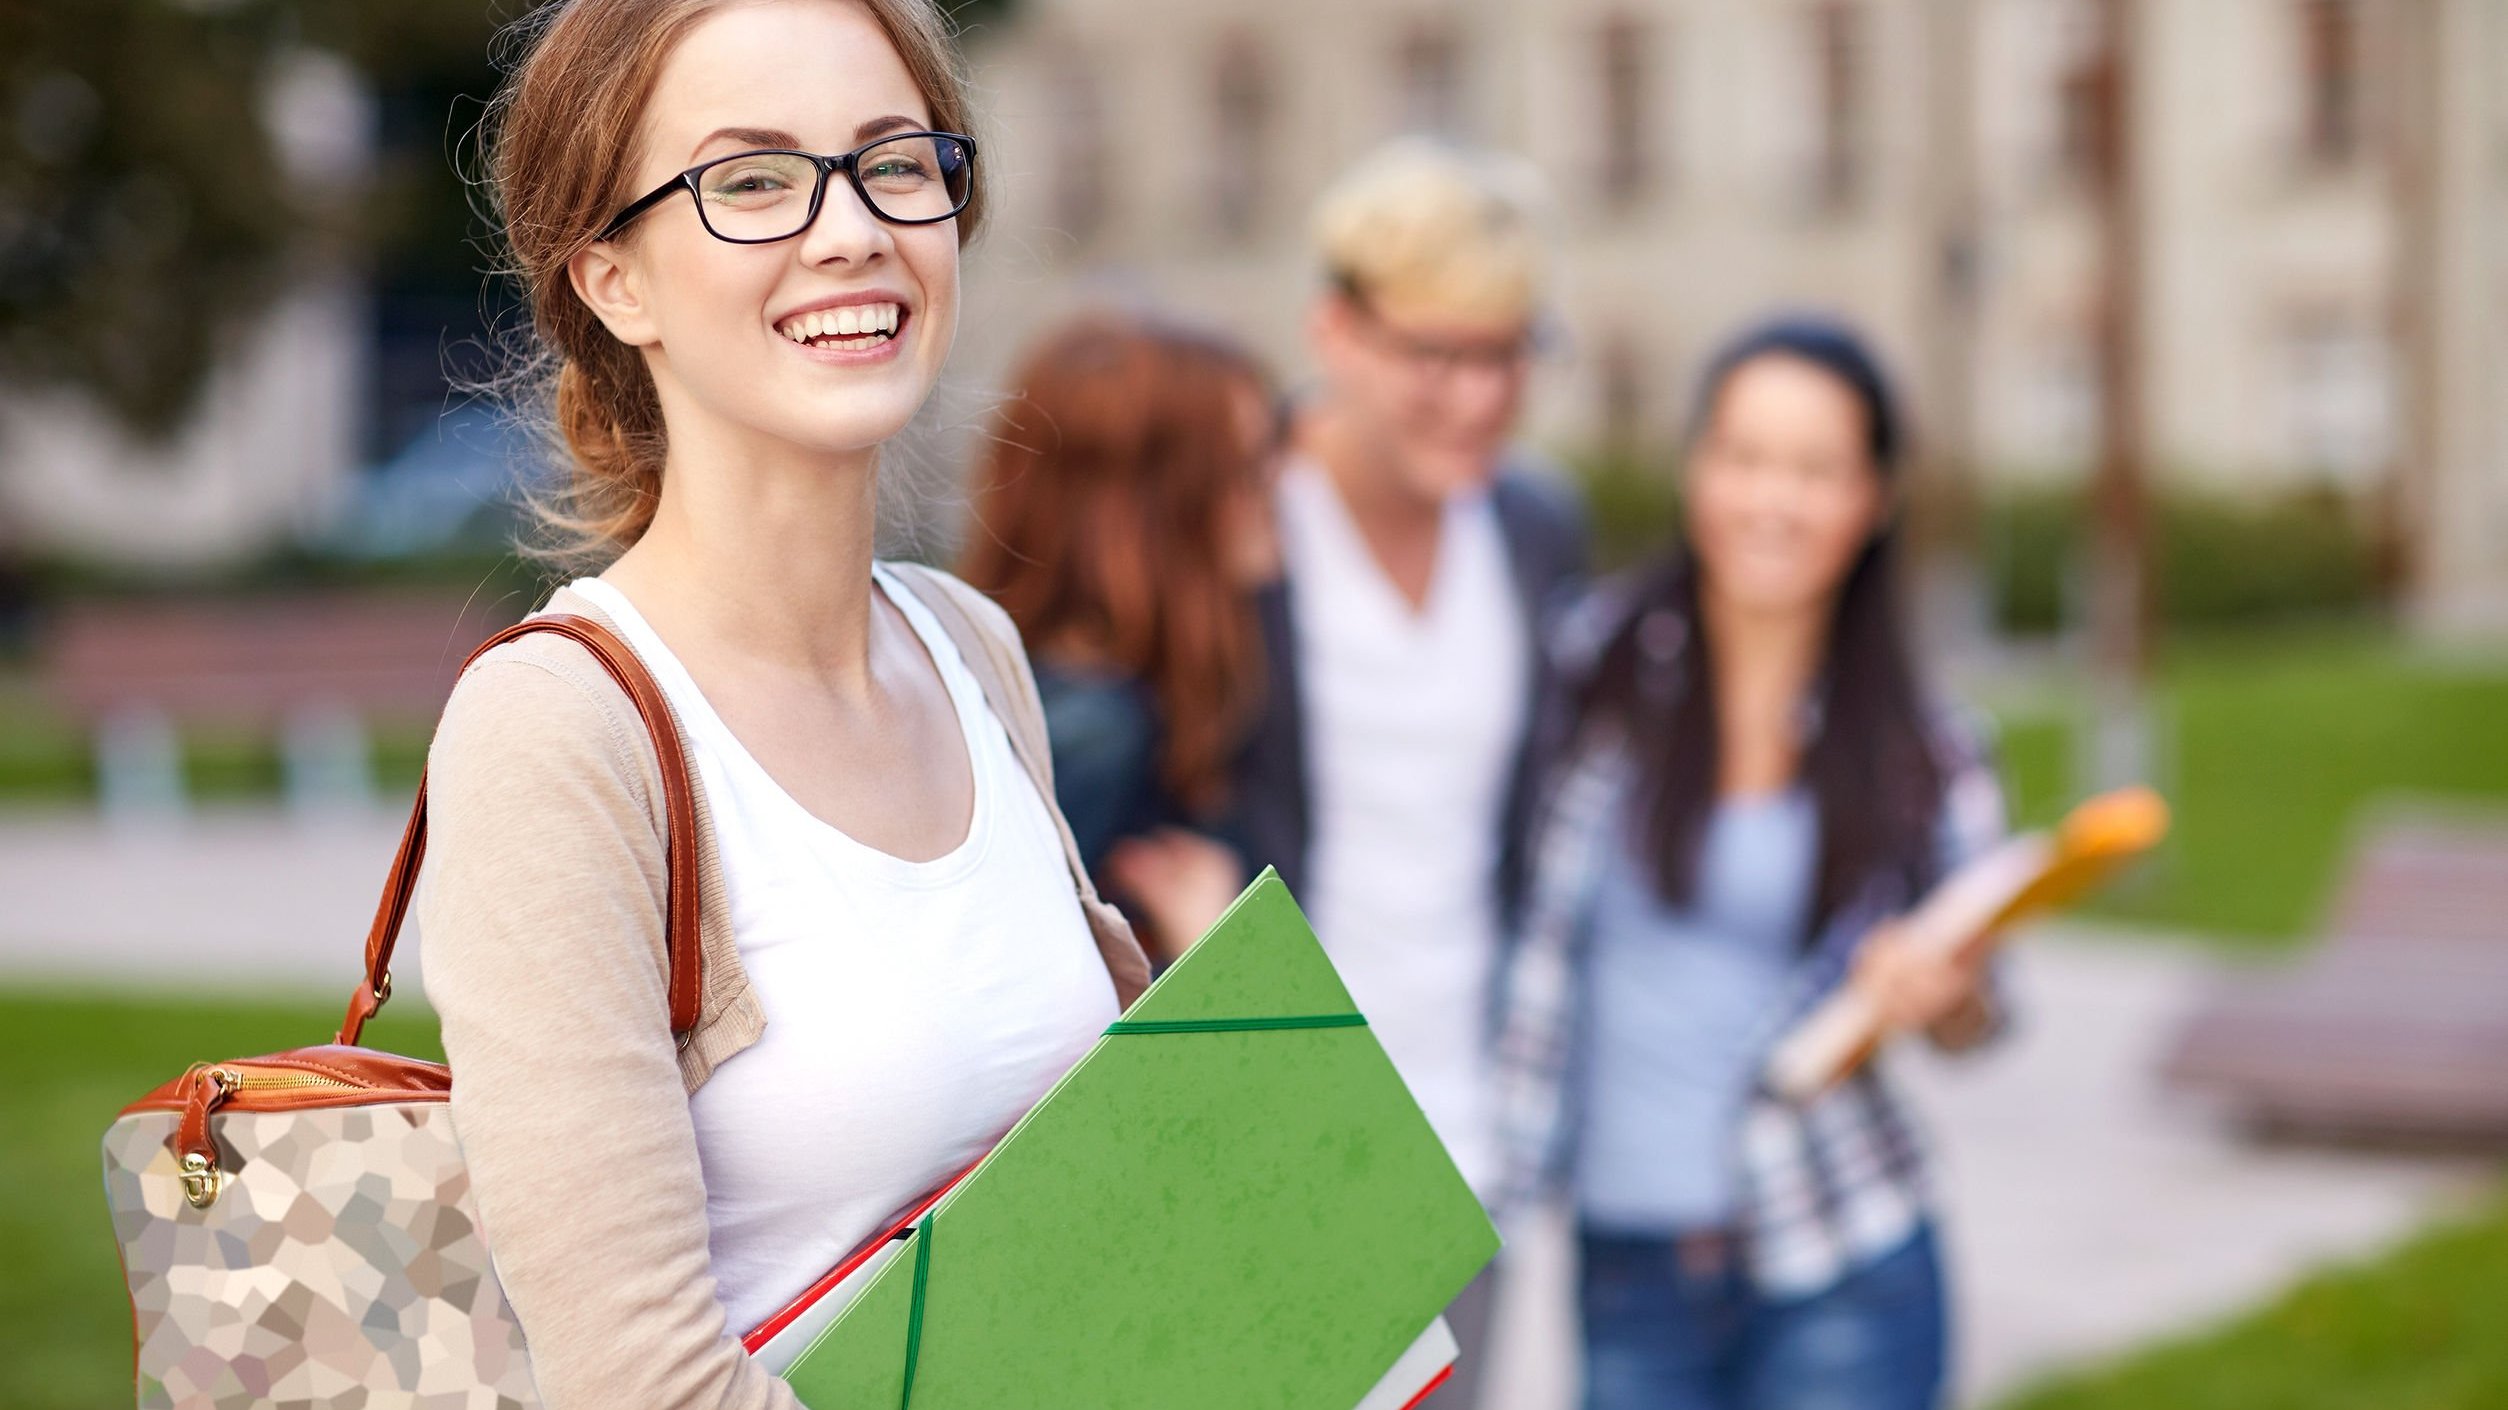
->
xmin=418 ymin=651 xmax=801 ymax=1410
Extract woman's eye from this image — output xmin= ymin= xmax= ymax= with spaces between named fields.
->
xmin=866 ymin=159 xmax=929 ymax=182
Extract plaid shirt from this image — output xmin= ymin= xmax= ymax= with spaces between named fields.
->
xmin=1488 ymin=654 xmax=2008 ymax=1298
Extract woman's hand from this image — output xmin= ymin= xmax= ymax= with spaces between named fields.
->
xmin=1104 ymin=829 xmax=1246 ymax=964
xmin=1847 ymin=919 xmax=1995 ymax=1047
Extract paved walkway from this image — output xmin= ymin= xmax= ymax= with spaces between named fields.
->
xmin=2 ymin=808 xmax=2490 ymax=1405
xmin=0 ymin=804 xmax=417 ymax=997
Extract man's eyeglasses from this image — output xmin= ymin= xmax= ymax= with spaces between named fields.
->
xmin=598 ymin=130 xmax=976 ymax=244
xmin=1335 ymin=274 xmax=1550 ymax=378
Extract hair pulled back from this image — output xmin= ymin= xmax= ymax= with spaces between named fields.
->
xmin=483 ymin=0 xmax=985 ymax=569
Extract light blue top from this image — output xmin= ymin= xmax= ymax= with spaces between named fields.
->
xmin=1573 ymin=787 xmax=1818 ymax=1232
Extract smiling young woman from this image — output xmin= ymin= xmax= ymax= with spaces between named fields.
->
xmin=1491 ymin=318 xmax=2008 ymax=1410
xmin=421 ymin=3 xmax=1148 ymax=1406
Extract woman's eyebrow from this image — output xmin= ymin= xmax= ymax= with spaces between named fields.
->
xmin=687 ymin=116 xmax=928 ymax=163
xmin=854 ymin=114 xmax=925 ymax=141
xmin=689 ymin=126 xmax=801 ymax=161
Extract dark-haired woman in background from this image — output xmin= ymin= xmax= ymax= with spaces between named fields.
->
xmin=1490 ymin=318 xmax=2008 ymax=1410
xmin=960 ymin=315 xmax=1281 ymax=960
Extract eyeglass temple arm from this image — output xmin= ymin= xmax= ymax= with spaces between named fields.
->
xmin=597 ymin=175 xmax=696 ymax=242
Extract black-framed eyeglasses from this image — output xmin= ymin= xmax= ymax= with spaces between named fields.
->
xmin=598 ymin=130 xmax=976 ymax=243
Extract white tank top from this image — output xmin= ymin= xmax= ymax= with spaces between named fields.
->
xmin=567 ymin=569 xmax=1119 ymax=1336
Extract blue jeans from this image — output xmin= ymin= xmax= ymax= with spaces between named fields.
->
xmin=1578 ymin=1224 xmax=1948 ymax=1410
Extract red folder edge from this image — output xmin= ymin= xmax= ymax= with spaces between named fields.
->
xmin=741 ymin=1164 xmax=974 ymax=1354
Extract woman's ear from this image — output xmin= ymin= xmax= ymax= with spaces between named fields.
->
xmin=568 ymin=241 xmax=662 ymax=349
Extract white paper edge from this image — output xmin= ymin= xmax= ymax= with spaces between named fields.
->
xmin=748 ymin=1238 xmax=904 ymax=1377
xmin=759 ymin=1275 xmax=1454 ymax=1406
xmin=1354 ymin=1316 xmax=1459 ymax=1410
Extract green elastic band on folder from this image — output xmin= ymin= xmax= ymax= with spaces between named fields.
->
xmin=887 ymin=1014 xmax=1361 ymax=1407
xmin=900 ymin=1216 xmax=932 ymax=1410
xmin=1103 ymin=1013 xmax=1367 ymax=1035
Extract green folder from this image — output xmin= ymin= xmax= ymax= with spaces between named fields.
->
xmin=779 ymin=869 xmax=1501 ymax=1407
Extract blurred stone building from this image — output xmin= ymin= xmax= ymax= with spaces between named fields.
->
xmin=3 ymin=0 xmax=2499 ymax=629
xmin=959 ymin=0 xmax=2508 ymax=630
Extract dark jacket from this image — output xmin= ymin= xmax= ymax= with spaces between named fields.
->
xmin=1228 ymin=463 xmax=1590 ymax=898
xmin=1033 ymin=664 xmax=1186 ymax=881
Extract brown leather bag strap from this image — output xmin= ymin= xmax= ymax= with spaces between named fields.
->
xmin=336 ymin=613 xmax=704 ymax=1047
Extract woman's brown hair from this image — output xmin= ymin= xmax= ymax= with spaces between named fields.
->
xmin=483 ymin=0 xmax=986 ymax=571
xmin=959 ymin=317 xmax=1275 ymax=813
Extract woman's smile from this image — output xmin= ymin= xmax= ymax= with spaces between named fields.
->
xmin=773 ymin=295 xmax=911 ymax=365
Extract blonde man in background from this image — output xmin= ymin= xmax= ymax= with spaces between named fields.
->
xmin=1233 ymin=138 xmax=1588 ymax=1403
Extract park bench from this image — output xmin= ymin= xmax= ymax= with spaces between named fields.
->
xmin=2162 ymin=814 xmax=2508 ymax=1142
xmin=40 ymin=592 xmax=520 ymax=820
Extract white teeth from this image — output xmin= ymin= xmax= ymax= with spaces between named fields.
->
xmin=777 ymin=302 xmax=903 ymax=345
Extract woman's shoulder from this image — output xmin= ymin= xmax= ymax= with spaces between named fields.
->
xmin=1547 ymin=566 xmax=1677 ymax=681
xmin=431 ymin=602 xmax=665 ymax=816
xmin=1917 ymin=695 xmax=2000 ymax=779
xmin=882 ymin=560 xmax=1025 ymax=650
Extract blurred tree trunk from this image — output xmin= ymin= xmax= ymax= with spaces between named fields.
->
xmin=2086 ymin=0 xmax=2154 ymax=791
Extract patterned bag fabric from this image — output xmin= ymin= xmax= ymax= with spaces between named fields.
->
xmin=101 ymin=614 xmax=702 ymax=1410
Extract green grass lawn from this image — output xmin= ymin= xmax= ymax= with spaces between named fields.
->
xmin=1993 ymin=1185 xmax=2508 ymax=1410
xmin=1986 ymin=630 xmax=2508 ymax=946
xmin=2 ymin=989 xmax=441 ymax=1410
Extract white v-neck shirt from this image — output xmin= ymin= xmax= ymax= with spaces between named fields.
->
xmin=567 ymin=569 xmax=1117 ymax=1336
xmin=1276 ymin=462 xmax=1529 ymax=1197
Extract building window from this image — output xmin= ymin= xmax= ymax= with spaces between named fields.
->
xmin=2051 ymin=0 xmax=2106 ymax=186
xmin=2298 ymin=0 xmax=2364 ymax=169
xmin=1210 ymin=32 xmax=1274 ymax=241
xmin=1597 ymin=15 xmax=1658 ymax=209
xmin=1395 ymin=22 xmax=1467 ymax=139
xmin=2283 ymin=314 xmax=2391 ymax=481
xmin=1046 ymin=51 xmax=1109 ymax=248
xmin=1809 ymin=1 xmax=1868 ymax=213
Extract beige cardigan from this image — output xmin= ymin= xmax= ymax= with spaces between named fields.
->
xmin=419 ymin=565 xmax=1150 ymax=1409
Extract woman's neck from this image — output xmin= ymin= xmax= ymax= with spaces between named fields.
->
xmin=1702 ymin=583 xmax=1830 ymax=797
xmin=599 ymin=424 xmax=885 ymax=695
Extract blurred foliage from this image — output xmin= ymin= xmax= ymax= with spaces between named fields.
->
xmin=1994 ymin=1183 xmax=2508 ymax=1410
xmin=1 ymin=0 xmax=1026 ymax=442
xmin=1567 ymin=448 xmax=2386 ymax=634
xmin=1983 ymin=482 xmax=2383 ymax=635
xmin=0 ymin=989 xmax=443 ymax=1410
xmin=1 ymin=1 xmax=510 ymax=436
xmin=1566 ymin=445 xmax=1685 ymax=573
xmin=4 ymin=1 xmax=304 ymax=437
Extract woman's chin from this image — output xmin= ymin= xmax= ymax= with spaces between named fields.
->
xmin=768 ymin=384 xmax=931 ymax=453
xmin=1707 ymin=572 xmax=1835 ymax=621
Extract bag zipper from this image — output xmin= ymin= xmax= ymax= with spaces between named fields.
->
xmin=209 ymin=1064 xmax=364 ymax=1094
xmin=175 ymin=1064 xmax=366 ymax=1209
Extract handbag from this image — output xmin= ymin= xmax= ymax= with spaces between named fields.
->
xmin=101 ymin=613 xmax=697 ymax=1409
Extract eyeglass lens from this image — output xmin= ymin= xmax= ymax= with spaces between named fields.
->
xmin=695 ymin=135 xmax=971 ymax=238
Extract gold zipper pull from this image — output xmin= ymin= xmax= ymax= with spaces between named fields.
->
xmin=174 ymin=1065 xmax=239 ymax=1210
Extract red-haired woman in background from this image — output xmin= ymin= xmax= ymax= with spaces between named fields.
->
xmin=960 ymin=315 xmax=1283 ymax=960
